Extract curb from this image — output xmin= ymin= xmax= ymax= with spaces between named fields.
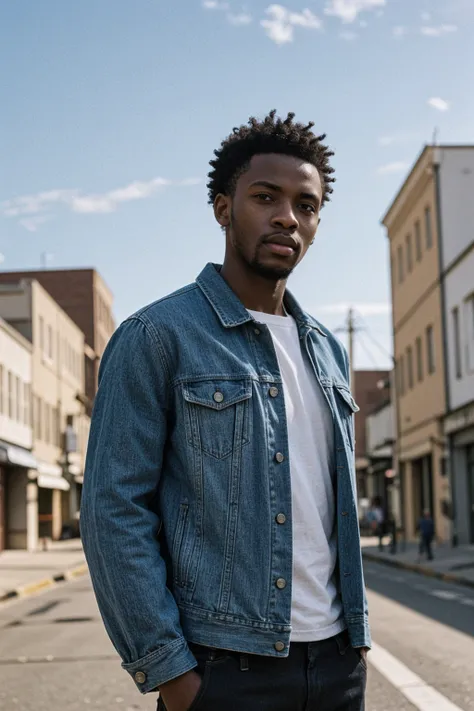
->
xmin=362 ymin=551 xmax=474 ymax=590
xmin=0 ymin=561 xmax=88 ymax=604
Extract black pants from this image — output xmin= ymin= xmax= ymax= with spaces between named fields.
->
xmin=419 ymin=535 xmax=434 ymax=560
xmin=157 ymin=630 xmax=367 ymax=711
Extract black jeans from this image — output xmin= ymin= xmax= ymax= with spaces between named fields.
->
xmin=157 ymin=630 xmax=367 ymax=711
xmin=419 ymin=535 xmax=434 ymax=560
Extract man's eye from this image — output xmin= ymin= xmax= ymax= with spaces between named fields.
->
xmin=300 ymin=204 xmax=316 ymax=214
xmin=255 ymin=193 xmax=272 ymax=202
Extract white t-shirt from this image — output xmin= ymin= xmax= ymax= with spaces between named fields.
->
xmin=248 ymin=309 xmax=345 ymax=642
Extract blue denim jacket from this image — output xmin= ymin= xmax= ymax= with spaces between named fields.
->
xmin=81 ymin=263 xmax=371 ymax=694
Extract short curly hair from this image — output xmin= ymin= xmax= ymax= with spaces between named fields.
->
xmin=207 ymin=110 xmax=335 ymax=207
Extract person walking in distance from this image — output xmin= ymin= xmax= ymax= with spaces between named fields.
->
xmin=81 ymin=111 xmax=370 ymax=711
xmin=418 ymin=509 xmax=435 ymax=562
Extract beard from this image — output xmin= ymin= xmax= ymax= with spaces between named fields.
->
xmin=229 ymin=210 xmax=296 ymax=281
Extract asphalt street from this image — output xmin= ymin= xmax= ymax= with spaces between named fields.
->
xmin=0 ymin=560 xmax=472 ymax=710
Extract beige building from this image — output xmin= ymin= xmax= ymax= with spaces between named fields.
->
xmin=382 ymin=146 xmax=449 ymax=542
xmin=0 ymin=279 xmax=89 ymax=549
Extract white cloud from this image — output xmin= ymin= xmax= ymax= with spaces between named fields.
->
xmin=340 ymin=29 xmax=358 ymax=39
xmin=421 ymin=24 xmax=457 ymax=36
xmin=376 ymin=161 xmax=410 ymax=175
xmin=261 ymin=5 xmax=322 ymax=44
xmin=378 ymin=131 xmax=419 ymax=146
xmin=428 ymin=97 xmax=450 ymax=112
xmin=318 ymin=302 xmax=391 ymax=316
xmin=392 ymin=25 xmax=408 ymax=38
xmin=228 ymin=12 xmax=252 ymax=25
xmin=202 ymin=1 xmax=229 ymax=9
xmin=324 ymin=0 xmax=385 ymax=24
xmin=1 ymin=176 xmax=201 ymax=229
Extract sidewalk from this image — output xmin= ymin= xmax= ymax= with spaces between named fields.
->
xmin=0 ymin=539 xmax=87 ymax=602
xmin=361 ymin=535 xmax=474 ymax=589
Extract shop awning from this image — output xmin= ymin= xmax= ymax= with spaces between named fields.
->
xmin=0 ymin=441 xmax=37 ymax=469
xmin=37 ymin=474 xmax=70 ymax=491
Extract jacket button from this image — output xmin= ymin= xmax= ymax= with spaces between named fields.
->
xmin=134 ymin=671 xmax=146 ymax=684
xmin=213 ymin=391 xmax=224 ymax=403
xmin=269 ymin=386 xmax=279 ymax=398
xmin=276 ymin=513 xmax=286 ymax=525
xmin=341 ymin=511 xmax=349 ymax=516
xmin=274 ymin=641 xmax=285 ymax=652
xmin=275 ymin=452 xmax=285 ymax=463
xmin=254 ymin=328 xmax=261 ymax=335
xmin=276 ymin=578 xmax=287 ymax=589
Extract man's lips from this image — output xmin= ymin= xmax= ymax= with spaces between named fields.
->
xmin=263 ymin=242 xmax=295 ymax=256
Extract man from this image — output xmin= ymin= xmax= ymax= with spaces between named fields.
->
xmin=418 ymin=509 xmax=435 ymax=562
xmin=81 ymin=110 xmax=370 ymax=711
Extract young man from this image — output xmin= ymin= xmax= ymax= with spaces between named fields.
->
xmin=81 ymin=111 xmax=370 ymax=711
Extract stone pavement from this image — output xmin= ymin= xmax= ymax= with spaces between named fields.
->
xmin=361 ymin=535 xmax=474 ymax=588
xmin=0 ymin=539 xmax=87 ymax=602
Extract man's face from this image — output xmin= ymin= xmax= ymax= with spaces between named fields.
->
xmin=215 ymin=153 xmax=323 ymax=280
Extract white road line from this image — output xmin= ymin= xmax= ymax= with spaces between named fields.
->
xmin=430 ymin=591 xmax=461 ymax=601
xmin=370 ymin=641 xmax=464 ymax=711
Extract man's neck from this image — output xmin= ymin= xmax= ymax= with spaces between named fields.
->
xmin=220 ymin=260 xmax=287 ymax=316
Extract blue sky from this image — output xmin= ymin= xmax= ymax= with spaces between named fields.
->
xmin=1 ymin=0 xmax=473 ymax=368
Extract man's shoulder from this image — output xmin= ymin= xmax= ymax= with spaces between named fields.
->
xmin=129 ymin=281 xmax=203 ymax=327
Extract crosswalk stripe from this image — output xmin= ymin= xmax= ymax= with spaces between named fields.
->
xmin=370 ymin=641 xmax=464 ymax=711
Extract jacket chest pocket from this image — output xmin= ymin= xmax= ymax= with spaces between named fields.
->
xmin=332 ymin=384 xmax=359 ymax=451
xmin=183 ymin=380 xmax=252 ymax=460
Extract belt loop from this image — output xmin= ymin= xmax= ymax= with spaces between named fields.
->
xmin=240 ymin=654 xmax=249 ymax=672
xmin=209 ymin=648 xmax=217 ymax=661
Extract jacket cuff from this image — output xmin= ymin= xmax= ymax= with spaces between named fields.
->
xmin=121 ymin=637 xmax=198 ymax=694
xmin=347 ymin=617 xmax=371 ymax=649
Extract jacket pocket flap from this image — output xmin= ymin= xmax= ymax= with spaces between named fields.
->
xmin=334 ymin=384 xmax=360 ymax=413
xmin=183 ymin=380 xmax=252 ymax=410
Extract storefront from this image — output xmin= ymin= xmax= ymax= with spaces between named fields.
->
xmin=36 ymin=463 xmax=70 ymax=543
xmin=0 ymin=441 xmax=37 ymax=551
xmin=445 ymin=403 xmax=474 ymax=545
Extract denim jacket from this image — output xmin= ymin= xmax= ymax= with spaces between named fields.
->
xmin=81 ymin=263 xmax=371 ymax=694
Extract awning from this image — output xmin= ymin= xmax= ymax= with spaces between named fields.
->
xmin=37 ymin=474 xmax=70 ymax=491
xmin=0 ymin=441 xmax=37 ymax=470
xmin=37 ymin=461 xmax=62 ymax=477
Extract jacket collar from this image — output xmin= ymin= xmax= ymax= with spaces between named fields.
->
xmin=196 ymin=263 xmax=327 ymax=337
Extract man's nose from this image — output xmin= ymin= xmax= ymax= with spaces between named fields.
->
xmin=271 ymin=203 xmax=298 ymax=231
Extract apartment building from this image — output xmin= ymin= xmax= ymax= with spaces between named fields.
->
xmin=365 ymin=402 xmax=396 ymax=515
xmin=382 ymin=146 xmax=449 ymax=542
xmin=0 ymin=269 xmax=115 ymax=411
xmin=0 ymin=317 xmax=36 ymax=551
xmin=0 ymin=280 xmax=89 ymax=549
xmin=440 ymin=148 xmax=474 ymax=544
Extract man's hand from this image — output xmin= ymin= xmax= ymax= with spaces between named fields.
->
xmin=358 ymin=647 xmax=369 ymax=663
xmin=159 ymin=669 xmax=203 ymax=711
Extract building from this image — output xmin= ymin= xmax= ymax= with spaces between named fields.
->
xmin=0 ymin=279 xmax=90 ymax=549
xmin=439 ymin=148 xmax=474 ymax=544
xmin=353 ymin=369 xmax=390 ymax=502
xmin=382 ymin=145 xmax=474 ymax=543
xmin=365 ymin=401 xmax=396 ymax=517
xmin=0 ymin=317 xmax=36 ymax=551
xmin=0 ymin=269 xmax=115 ymax=412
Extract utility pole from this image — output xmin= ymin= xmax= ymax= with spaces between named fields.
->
xmin=347 ymin=307 xmax=355 ymax=390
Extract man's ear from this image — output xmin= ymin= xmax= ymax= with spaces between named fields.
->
xmin=214 ymin=194 xmax=231 ymax=229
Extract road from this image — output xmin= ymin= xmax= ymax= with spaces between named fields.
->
xmin=0 ymin=560 xmax=473 ymax=710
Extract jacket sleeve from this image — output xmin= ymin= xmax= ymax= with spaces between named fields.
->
xmin=80 ymin=316 xmax=197 ymax=694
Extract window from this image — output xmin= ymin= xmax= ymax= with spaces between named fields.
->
xmin=44 ymin=402 xmax=50 ymax=444
xmin=8 ymin=371 xmax=14 ymax=419
xmin=406 ymin=346 xmax=414 ymax=390
xmin=36 ymin=397 xmax=42 ymax=440
xmin=39 ymin=316 xmax=44 ymax=352
xmin=416 ymin=337 xmax=423 ymax=382
xmin=465 ymin=295 xmax=474 ymax=372
xmin=426 ymin=325 xmax=435 ymax=374
xmin=0 ymin=364 xmax=3 ymax=414
xmin=397 ymin=246 xmax=404 ymax=283
xmin=406 ymin=234 xmax=413 ymax=273
xmin=48 ymin=325 xmax=53 ymax=359
xmin=425 ymin=206 xmax=433 ymax=249
xmin=415 ymin=220 xmax=422 ymax=261
xmin=452 ymin=307 xmax=462 ymax=379
xmin=16 ymin=376 xmax=21 ymax=421
xmin=24 ymin=383 xmax=30 ymax=426
xmin=52 ymin=407 xmax=59 ymax=446
xmin=398 ymin=354 xmax=405 ymax=396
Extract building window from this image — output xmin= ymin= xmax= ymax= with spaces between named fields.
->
xmin=398 ymin=354 xmax=405 ymax=396
xmin=406 ymin=234 xmax=413 ymax=273
xmin=426 ymin=325 xmax=435 ymax=374
xmin=425 ymin=206 xmax=433 ymax=249
xmin=397 ymin=246 xmax=404 ymax=283
xmin=0 ymin=364 xmax=3 ymax=414
xmin=416 ymin=337 xmax=423 ymax=382
xmin=24 ymin=383 xmax=30 ymax=426
xmin=44 ymin=402 xmax=50 ymax=444
xmin=415 ymin=220 xmax=422 ymax=261
xmin=452 ymin=307 xmax=462 ymax=379
xmin=406 ymin=346 xmax=414 ymax=389
xmin=39 ymin=316 xmax=44 ymax=352
xmin=16 ymin=376 xmax=21 ymax=421
xmin=48 ymin=325 xmax=53 ymax=359
xmin=36 ymin=397 xmax=42 ymax=440
xmin=8 ymin=371 xmax=14 ymax=419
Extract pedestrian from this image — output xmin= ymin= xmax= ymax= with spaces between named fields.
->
xmin=372 ymin=497 xmax=385 ymax=552
xmin=418 ymin=509 xmax=435 ymax=562
xmin=80 ymin=110 xmax=370 ymax=711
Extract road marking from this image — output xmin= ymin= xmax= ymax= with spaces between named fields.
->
xmin=461 ymin=598 xmax=474 ymax=607
xmin=370 ymin=642 xmax=464 ymax=711
xmin=430 ymin=590 xmax=460 ymax=601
